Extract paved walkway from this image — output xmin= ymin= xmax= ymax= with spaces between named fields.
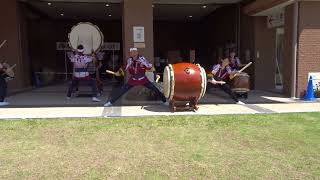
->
xmin=0 ymin=83 xmax=319 ymax=119
xmin=1 ymin=102 xmax=320 ymax=119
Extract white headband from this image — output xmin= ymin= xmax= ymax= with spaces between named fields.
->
xmin=129 ymin=48 xmax=138 ymax=52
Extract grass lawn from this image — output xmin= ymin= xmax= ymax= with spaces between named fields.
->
xmin=0 ymin=113 xmax=319 ymax=179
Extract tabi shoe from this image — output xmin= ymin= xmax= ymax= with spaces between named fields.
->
xmin=92 ymin=97 xmax=101 ymax=102
xmin=0 ymin=102 xmax=9 ymax=106
xmin=104 ymin=101 xmax=112 ymax=107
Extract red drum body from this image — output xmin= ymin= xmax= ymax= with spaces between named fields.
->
xmin=231 ymin=73 xmax=250 ymax=93
xmin=163 ymin=63 xmax=207 ymax=102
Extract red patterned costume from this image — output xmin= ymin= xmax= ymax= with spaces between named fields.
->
xmin=104 ymin=53 xmax=166 ymax=106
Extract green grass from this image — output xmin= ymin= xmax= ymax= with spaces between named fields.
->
xmin=0 ymin=113 xmax=319 ymax=179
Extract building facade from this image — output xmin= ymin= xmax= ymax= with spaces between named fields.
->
xmin=1 ymin=0 xmax=319 ymax=98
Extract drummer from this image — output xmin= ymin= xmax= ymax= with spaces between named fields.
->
xmin=0 ymin=63 xmax=13 ymax=106
xmin=103 ymin=48 xmax=167 ymax=107
xmin=210 ymin=57 xmax=245 ymax=105
xmin=66 ymin=45 xmax=101 ymax=102
xmin=229 ymin=49 xmax=244 ymax=70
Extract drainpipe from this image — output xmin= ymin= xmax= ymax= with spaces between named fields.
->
xmin=291 ymin=0 xmax=299 ymax=98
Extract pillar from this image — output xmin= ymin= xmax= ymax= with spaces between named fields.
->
xmin=122 ymin=0 xmax=154 ymax=63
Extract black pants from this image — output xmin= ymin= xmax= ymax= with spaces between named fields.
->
xmin=0 ymin=76 xmax=7 ymax=102
xmin=219 ymin=83 xmax=239 ymax=103
xmin=67 ymin=78 xmax=98 ymax=98
xmin=109 ymin=81 xmax=166 ymax=104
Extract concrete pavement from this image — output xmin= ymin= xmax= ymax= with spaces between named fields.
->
xmin=0 ymin=83 xmax=319 ymax=119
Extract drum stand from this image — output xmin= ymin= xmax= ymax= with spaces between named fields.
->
xmin=169 ymin=98 xmax=199 ymax=112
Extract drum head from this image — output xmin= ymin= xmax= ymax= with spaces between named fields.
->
xmin=197 ymin=64 xmax=207 ymax=100
xmin=163 ymin=66 xmax=171 ymax=99
xmin=163 ymin=65 xmax=174 ymax=99
xmin=69 ymin=22 xmax=104 ymax=55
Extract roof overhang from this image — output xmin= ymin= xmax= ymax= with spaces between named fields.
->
xmin=243 ymin=0 xmax=295 ymax=16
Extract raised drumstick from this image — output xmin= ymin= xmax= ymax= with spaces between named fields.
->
xmin=7 ymin=64 xmax=17 ymax=70
xmin=155 ymin=75 xmax=161 ymax=83
xmin=230 ymin=62 xmax=253 ymax=79
xmin=0 ymin=40 xmax=7 ymax=49
xmin=238 ymin=62 xmax=253 ymax=74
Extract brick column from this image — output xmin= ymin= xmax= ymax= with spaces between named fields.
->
xmin=296 ymin=1 xmax=320 ymax=97
xmin=283 ymin=4 xmax=294 ymax=97
xmin=121 ymin=0 xmax=155 ymax=101
xmin=122 ymin=0 xmax=154 ymax=63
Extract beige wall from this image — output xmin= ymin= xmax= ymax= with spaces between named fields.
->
xmin=122 ymin=0 xmax=153 ymax=63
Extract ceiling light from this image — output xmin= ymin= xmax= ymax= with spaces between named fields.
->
xmin=47 ymin=2 xmax=52 ymax=6
xmin=106 ymin=4 xmax=110 ymax=7
xmin=188 ymin=15 xmax=193 ymax=18
xmin=108 ymin=14 xmax=112 ymax=17
xmin=202 ymin=5 xmax=207 ymax=8
xmin=60 ymin=13 xmax=64 ymax=16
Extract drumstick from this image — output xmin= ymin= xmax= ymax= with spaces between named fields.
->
xmin=106 ymin=70 xmax=121 ymax=76
xmin=230 ymin=62 xmax=253 ymax=79
xmin=7 ymin=64 xmax=17 ymax=70
xmin=106 ymin=70 xmax=117 ymax=75
xmin=0 ymin=40 xmax=7 ymax=49
xmin=238 ymin=62 xmax=253 ymax=74
xmin=156 ymin=75 xmax=161 ymax=83
xmin=208 ymin=78 xmax=226 ymax=85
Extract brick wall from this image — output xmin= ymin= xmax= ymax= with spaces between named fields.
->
xmin=297 ymin=1 xmax=320 ymax=97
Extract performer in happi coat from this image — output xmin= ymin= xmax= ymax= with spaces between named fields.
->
xmin=209 ymin=57 xmax=245 ymax=105
xmin=104 ymin=48 xmax=166 ymax=107
xmin=66 ymin=45 xmax=100 ymax=102
xmin=229 ymin=49 xmax=244 ymax=70
xmin=0 ymin=63 xmax=15 ymax=106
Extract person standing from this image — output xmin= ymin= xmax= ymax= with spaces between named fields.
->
xmin=66 ymin=45 xmax=100 ymax=102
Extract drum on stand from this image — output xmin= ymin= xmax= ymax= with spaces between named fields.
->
xmin=163 ymin=63 xmax=207 ymax=112
xmin=231 ymin=72 xmax=250 ymax=98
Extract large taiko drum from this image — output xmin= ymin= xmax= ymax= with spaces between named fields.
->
xmin=231 ymin=73 xmax=250 ymax=93
xmin=163 ymin=63 xmax=207 ymax=102
xmin=68 ymin=22 xmax=104 ymax=55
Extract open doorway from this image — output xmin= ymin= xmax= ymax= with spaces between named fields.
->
xmin=24 ymin=1 xmax=123 ymax=87
xmin=153 ymin=3 xmax=241 ymax=75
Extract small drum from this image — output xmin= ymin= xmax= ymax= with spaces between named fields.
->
xmin=68 ymin=22 xmax=104 ymax=55
xmin=231 ymin=73 xmax=250 ymax=93
xmin=163 ymin=63 xmax=207 ymax=102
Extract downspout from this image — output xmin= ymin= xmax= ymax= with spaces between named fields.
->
xmin=291 ymin=0 xmax=299 ymax=98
